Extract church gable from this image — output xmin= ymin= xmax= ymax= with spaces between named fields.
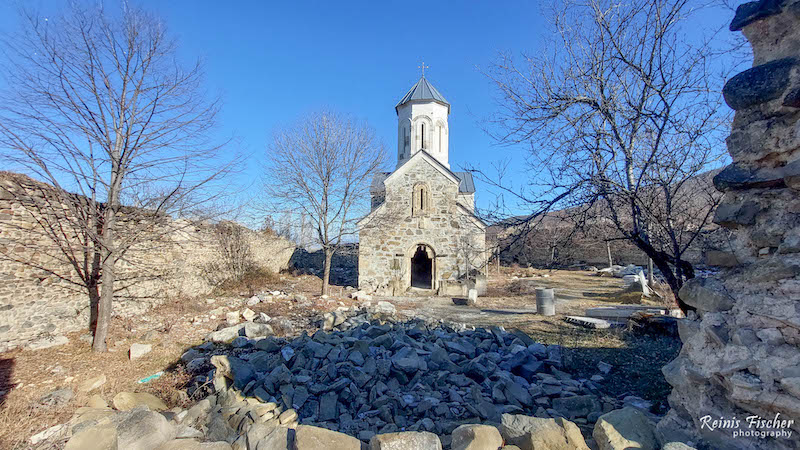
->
xmin=384 ymin=155 xmax=459 ymax=216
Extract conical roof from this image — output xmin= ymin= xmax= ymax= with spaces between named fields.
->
xmin=395 ymin=77 xmax=450 ymax=113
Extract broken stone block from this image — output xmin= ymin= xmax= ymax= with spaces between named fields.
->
xmin=593 ymin=407 xmax=658 ymax=450
xmin=451 ymin=424 xmax=503 ymax=450
xmin=129 ymin=343 xmax=152 ymax=360
xmin=369 ymin=431 xmax=442 ymax=450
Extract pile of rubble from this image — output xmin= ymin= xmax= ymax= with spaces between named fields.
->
xmin=36 ymin=303 xmax=700 ymax=450
xmin=165 ymin=305 xmax=684 ymax=449
xmin=201 ymin=321 xmax=615 ymax=439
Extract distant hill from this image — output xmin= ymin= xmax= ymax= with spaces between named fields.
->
xmin=489 ymin=168 xmax=725 ymax=268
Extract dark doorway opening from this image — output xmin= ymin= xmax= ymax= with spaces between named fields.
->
xmin=411 ymin=245 xmax=432 ymax=289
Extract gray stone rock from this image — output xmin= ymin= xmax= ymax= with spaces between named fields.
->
xmin=241 ymin=308 xmax=257 ymax=322
xmin=243 ymin=322 xmax=273 ymax=338
xmin=113 ymin=392 xmax=168 ymax=411
xmin=714 ymin=163 xmax=787 ymax=191
xmin=115 ymin=407 xmax=177 ymax=450
xmin=30 ymin=424 xmax=67 ymax=445
xmin=499 ymin=414 xmax=589 ymax=450
xmin=210 ymin=355 xmax=255 ymax=390
xmin=156 ymin=440 xmax=232 ymax=450
xmin=128 ymin=343 xmax=153 ymax=360
xmin=246 ymin=423 xmax=290 ymax=450
xmin=662 ymin=443 xmax=697 ymax=450
xmin=678 ymin=277 xmax=735 ymax=312
xmin=319 ymin=391 xmax=338 ymax=422
xmin=723 ymin=58 xmax=796 ymax=110
xmin=784 ymin=158 xmax=800 ymax=191
xmin=294 ymin=425 xmax=362 ymax=449
xmin=374 ymin=301 xmax=396 ymax=316
xmin=391 ymin=347 xmax=422 ymax=373
xmin=713 ymin=201 xmax=760 ymax=228
xmin=730 ymin=1 xmax=786 ymax=31
xmin=369 ymin=431 xmax=442 ymax=450
xmin=37 ymin=388 xmax=74 ymax=408
xmin=552 ymin=395 xmax=601 ymax=418
xmin=592 ymin=407 xmax=658 ymax=450
xmin=64 ymin=423 xmax=117 ymax=450
xmin=451 ymin=424 xmax=503 ymax=450
xmin=78 ymin=374 xmax=107 ymax=393
xmin=207 ymin=325 xmax=243 ymax=343
xmin=779 ymin=377 xmax=800 ymax=397
xmin=27 ymin=334 xmax=69 ymax=350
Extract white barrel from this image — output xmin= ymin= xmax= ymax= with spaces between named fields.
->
xmin=536 ymin=287 xmax=555 ymax=316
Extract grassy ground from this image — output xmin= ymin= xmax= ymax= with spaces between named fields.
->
xmin=0 ymin=267 xmax=681 ymax=448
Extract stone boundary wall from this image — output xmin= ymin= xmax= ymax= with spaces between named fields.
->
xmin=0 ymin=172 xmax=295 ymax=351
xmin=660 ymin=2 xmax=800 ymax=449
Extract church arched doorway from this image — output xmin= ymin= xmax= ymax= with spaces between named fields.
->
xmin=410 ymin=245 xmax=434 ymax=289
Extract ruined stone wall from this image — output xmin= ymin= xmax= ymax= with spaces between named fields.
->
xmin=0 ymin=172 xmax=294 ymax=351
xmin=660 ymin=2 xmax=800 ymax=449
xmin=359 ymin=158 xmax=486 ymax=295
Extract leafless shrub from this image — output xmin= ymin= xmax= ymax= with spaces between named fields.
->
xmin=203 ymin=221 xmax=255 ymax=285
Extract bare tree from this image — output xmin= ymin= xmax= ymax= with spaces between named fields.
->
xmin=264 ymin=111 xmax=386 ymax=295
xmin=204 ymin=221 xmax=255 ymax=285
xmin=475 ymin=0 xmax=737 ymax=311
xmin=0 ymin=3 xmax=235 ymax=351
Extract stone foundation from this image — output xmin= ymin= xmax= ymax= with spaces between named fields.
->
xmin=660 ymin=2 xmax=800 ymax=449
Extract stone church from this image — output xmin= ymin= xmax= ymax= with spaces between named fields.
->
xmin=358 ymin=75 xmax=487 ymax=295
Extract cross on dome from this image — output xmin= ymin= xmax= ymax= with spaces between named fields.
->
xmin=418 ymin=61 xmax=429 ymax=77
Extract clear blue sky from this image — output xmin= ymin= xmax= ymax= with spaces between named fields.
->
xmin=0 ymin=1 xmax=743 ymax=221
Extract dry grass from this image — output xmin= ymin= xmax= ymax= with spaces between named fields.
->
xmin=213 ymin=268 xmax=281 ymax=297
xmin=0 ymin=309 xmax=213 ymax=449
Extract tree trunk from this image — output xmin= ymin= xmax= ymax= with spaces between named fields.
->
xmin=648 ymin=257 xmax=654 ymax=285
xmin=606 ymin=241 xmax=613 ymax=268
xmin=88 ymin=279 xmax=100 ymax=334
xmin=321 ymin=247 xmax=333 ymax=295
xmin=631 ymin=236 xmax=694 ymax=313
xmin=93 ymin=206 xmax=115 ymax=352
xmin=94 ymin=156 xmax=121 ymax=352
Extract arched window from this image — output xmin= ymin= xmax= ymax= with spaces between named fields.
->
xmin=403 ymin=126 xmax=409 ymax=153
xmin=421 ymin=123 xmax=426 ymax=149
xmin=438 ymin=124 xmax=443 ymax=153
xmin=412 ymin=183 xmax=431 ymax=216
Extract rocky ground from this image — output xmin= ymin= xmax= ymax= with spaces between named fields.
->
xmin=0 ymin=268 xmax=683 ymax=449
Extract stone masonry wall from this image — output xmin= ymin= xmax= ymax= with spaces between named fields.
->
xmin=0 ymin=172 xmax=295 ymax=351
xmin=359 ymin=158 xmax=486 ymax=295
xmin=659 ymin=2 xmax=800 ymax=449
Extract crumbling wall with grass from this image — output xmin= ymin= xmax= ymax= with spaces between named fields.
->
xmin=0 ymin=172 xmax=294 ymax=351
xmin=660 ymin=3 xmax=800 ymax=449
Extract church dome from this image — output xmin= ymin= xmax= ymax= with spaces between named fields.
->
xmin=395 ymin=77 xmax=450 ymax=113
